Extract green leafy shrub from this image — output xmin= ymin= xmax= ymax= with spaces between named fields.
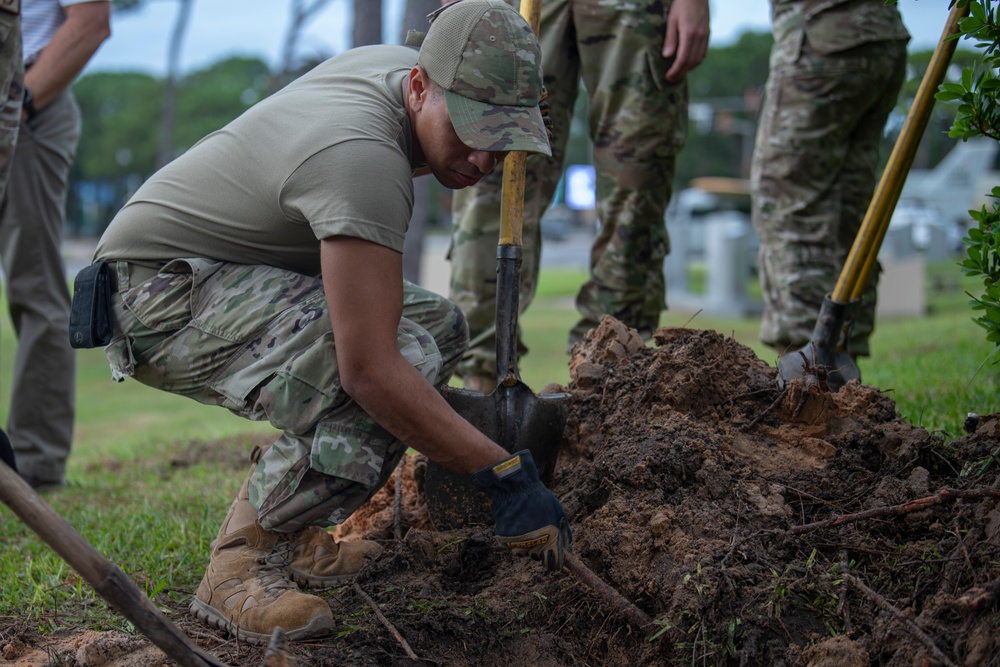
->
xmin=932 ymin=0 xmax=1000 ymax=354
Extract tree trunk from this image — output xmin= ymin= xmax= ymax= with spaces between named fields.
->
xmin=156 ymin=0 xmax=193 ymax=169
xmin=399 ymin=0 xmax=437 ymax=42
xmin=352 ymin=0 xmax=382 ymax=47
xmin=399 ymin=0 xmax=438 ymax=285
xmin=271 ymin=0 xmax=332 ymax=94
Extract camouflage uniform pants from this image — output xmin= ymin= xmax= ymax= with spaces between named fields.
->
xmin=0 ymin=7 xmax=21 ymax=199
xmin=750 ymin=28 xmax=907 ymax=357
xmin=449 ymin=0 xmax=687 ymax=378
xmin=104 ymin=258 xmax=468 ymax=532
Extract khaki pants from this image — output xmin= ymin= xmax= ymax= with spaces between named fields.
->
xmin=0 ymin=89 xmax=80 ymax=484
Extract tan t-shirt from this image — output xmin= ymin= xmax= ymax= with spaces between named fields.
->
xmin=96 ymin=45 xmax=419 ymax=277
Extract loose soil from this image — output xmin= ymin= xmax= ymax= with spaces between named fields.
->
xmin=2 ymin=316 xmax=998 ymax=666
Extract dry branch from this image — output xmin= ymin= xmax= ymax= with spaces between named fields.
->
xmin=564 ymin=553 xmax=652 ymax=629
xmin=743 ymin=387 xmax=787 ymax=432
xmin=393 ymin=461 xmax=403 ymax=542
xmin=790 ymin=488 xmax=1000 ymax=535
xmin=353 ymin=583 xmax=431 ymax=664
xmin=263 ymin=628 xmax=295 ymax=667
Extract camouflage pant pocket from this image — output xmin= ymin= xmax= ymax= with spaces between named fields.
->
xmin=309 ymin=411 xmax=393 ymax=488
xmin=119 ymin=259 xmax=208 ymax=334
xmin=103 ymin=334 xmax=135 ymax=382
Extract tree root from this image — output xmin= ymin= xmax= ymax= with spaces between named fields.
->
xmin=956 ymin=578 xmax=1000 ymax=611
xmin=842 ymin=571 xmax=959 ymax=667
xmin=564 ymin=553 xmax=652 ymax=630
xmin=353 ymin=583 xmax=436 ymax=664
xmin=789 ymin=488 xmax=1000 ymax=535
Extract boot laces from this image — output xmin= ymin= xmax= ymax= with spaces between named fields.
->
xmin=253 ymin=533 xmax=299 ymax=598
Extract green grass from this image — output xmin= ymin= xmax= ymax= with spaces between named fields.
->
xmin=0 ymin=259 xmax=996 ymax=628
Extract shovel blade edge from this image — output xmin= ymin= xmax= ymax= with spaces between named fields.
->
xmin=423 ymin=384 xmax=570 ymax=530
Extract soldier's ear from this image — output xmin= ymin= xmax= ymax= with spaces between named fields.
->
xmin=407 ymin=67 xmax=433 ymax=112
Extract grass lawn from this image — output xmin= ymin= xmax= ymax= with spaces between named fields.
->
xmin=0 ymin=257 xmax=996 ymax=628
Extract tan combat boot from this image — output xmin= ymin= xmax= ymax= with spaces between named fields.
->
xmin=288 ymin=526 xmax=383 ymax=588
xmin=190 ymin=469 xmax=334 ymax=643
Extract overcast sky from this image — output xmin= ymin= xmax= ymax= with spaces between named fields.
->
xmin=83 ymin=0 xmax=957 ymax=78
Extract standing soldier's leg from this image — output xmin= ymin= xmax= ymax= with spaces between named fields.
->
xmin=570 ymin=0 xmax=686 ymax=348
xmin=448 ymin=0 xmax=576 ymax=390
xmin=0 ymin=89 xmax=79 ymax=491
xmin=0 ymin=9 xmax=21 ymax=474
xmin=0 ymin=9 xmax=22 ymax=199
xmin=751 ymin=40 xmax=906 ymax=356
xmin=838 ymin=43 xmax=907 ymax=356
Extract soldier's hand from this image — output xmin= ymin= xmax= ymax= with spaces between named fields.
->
xmin=471 ymin=449 xmax=571 ymax=570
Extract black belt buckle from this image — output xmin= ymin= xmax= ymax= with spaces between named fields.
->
xmin=69 ymin=261 xmax=114 ymax=349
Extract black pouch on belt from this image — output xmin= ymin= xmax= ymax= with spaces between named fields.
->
xmin=69 ymin=261 xmax=113 ymax=349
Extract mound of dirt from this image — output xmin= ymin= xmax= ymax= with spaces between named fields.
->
xmin=3 ymin=316 xmax=998 ymax=666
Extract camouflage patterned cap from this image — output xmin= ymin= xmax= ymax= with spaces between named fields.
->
xmin=418 ymin=0 xmax=551 ymax=156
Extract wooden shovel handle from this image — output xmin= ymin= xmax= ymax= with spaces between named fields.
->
xmin=499 ymin=0 xmax=543 ymax=247
xmin=0 ymin=460 xmax=229 ymax=667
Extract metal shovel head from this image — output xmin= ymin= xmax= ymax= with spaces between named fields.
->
xmin=777 ymin=340 xmax=859 ymax=392
xmin=777 ymin=295 xmax=860 ymax=392
xmin=424 ymin=382 xmax=570 ymax=530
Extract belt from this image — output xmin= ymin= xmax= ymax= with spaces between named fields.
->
xmin=106 ymin=261 xmax=163 ymax=290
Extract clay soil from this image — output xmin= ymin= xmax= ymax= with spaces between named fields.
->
xmin=3 ymin=317 xmax=999 ymax=666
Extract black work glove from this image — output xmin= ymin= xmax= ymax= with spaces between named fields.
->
xmin=471 ymin=449 xmax=571 ymax=571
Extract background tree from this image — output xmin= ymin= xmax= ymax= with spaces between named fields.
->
xmin=109 ymin=0 xmax=196 ymax=169
xmin=399 ymin=0 xmax=439 ymax=283
xmin=271 ymin=0 xmax=333 ymax=93
xmin=893 ymin=46 xmax=980 ymax=171
xmin=353 ymin=0 xmax=382 ymax=47
xmin=69 ymin=56 xmax=270 ymax=235
xmin=156 ymin=0 xmax=194 ymax=168
xmin=67 ymin=8 xmax=976 ymax=243
xmin=675 ymin=30 xmax=773 ymax=185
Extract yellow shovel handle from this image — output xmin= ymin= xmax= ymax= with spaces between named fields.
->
xmin=499 ymin=0 xmax=543 ymax=247
xmin=833 ymin=1 xmax=969 ymax=303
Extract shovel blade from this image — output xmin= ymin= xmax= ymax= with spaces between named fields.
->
xmin=777 ymin=295 xmax=861 ymax=392
xmin=777 ymin=340 xmax=860 ymax=392
xmin=424 ymin=382 xmax=569 ymax=530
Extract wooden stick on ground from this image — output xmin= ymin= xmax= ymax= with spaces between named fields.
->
xmin=263 ymin=628 xmax=296 ymax=667
xmin=353 ymin=583 xmax=433 ymax=664
xmin=564 ymin=553 xmax=652 ymax=629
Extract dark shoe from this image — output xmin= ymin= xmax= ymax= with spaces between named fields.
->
xmin=20 ymin=474 xmax=65 ymax=493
